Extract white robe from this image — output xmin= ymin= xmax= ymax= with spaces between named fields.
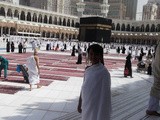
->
xmin=26 ymin=56 xmax=40 ymax=85
xmin=150 ymin=42 xmax=160 ymax=99
xmin=82 ymin=63 xmax=112 ymax=120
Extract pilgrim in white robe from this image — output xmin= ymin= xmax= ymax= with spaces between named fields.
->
xmin=81 ymin=63 xmax=112 ymax=120
xmin=150 ymin=42 xmax=160 ymax=99
xmin=26 ymin=56 xmax=40 ymax=85
xmin=146 ymin=42 xmax=160 ymax=111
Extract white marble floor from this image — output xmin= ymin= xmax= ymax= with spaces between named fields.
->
xmin=0 ymin=41 xmax=157 ymax=120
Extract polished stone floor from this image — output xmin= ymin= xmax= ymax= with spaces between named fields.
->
xmin=0 ymin=40 xmax=158 ymax=120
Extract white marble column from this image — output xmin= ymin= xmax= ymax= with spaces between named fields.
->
xmin=76 ymin=1 xmax=85 ymax=17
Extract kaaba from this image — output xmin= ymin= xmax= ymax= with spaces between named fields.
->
xmin=79 ymin=17 xmax=112 ymax=43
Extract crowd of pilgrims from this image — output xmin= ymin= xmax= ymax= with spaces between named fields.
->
xmin=1 ymin=36 xmax=156 ymax=75
xmin=115 ymin=44 xmax=155 ymax=77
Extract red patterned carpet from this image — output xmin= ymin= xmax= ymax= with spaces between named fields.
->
xmin=0 ymin=52 xmax=137 ymax=80
xmin=0 ymin=84 xmax=24 ymax=94
xmin=0 ymin=52 xmax=138 ymax=94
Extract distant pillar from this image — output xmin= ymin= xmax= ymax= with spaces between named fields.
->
xmin=76 ymin=2 xmax=85 ymax=18
xmin=100 ymin=1 xmax=110 ymax=18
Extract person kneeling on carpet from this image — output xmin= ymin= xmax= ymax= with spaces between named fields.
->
xmin=26 ymin=49 xmax=41 ymax=91
xmin=0 ymin=56 xmax=9 ymax=80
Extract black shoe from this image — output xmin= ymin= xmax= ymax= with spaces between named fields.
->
xmin=146 ymin=110 xmax=160 ymax=116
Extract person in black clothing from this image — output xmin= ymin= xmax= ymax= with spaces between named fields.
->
xmin=46 ymin=41 xmax=50 ymax=50
xmin=117 ymin=46 xmax=120 ymax=54
xmin=140 ymin=47 xmax=144 ymax=56
xmin=64 ymin=43 xmax=67 ymax=50
xmin=71 ymin=45 xmax=76 ymax=56
xmin=147 ymin=49 xmax=152 ymax=59
xmin=18 ymin=42 xmax=23 ymax=53
xmin=147 ymin=63 xmax=152 ymax=75
xmin=124 ymin=53 xmax=133 ymax=78
xmin=84 ymin=44 xmax=87 ymax=52
xmin=6 ymin=41 xmax=10 ymax=52
xmin=138 ymin=53 xmax=143 ymax=62
xmin=11 ymin=41 xmax=15 ymax=52
xmin=76 ymin=47 xmax=82 ymax=64
xmin=122 ymin=46 xmax=126 ymax=54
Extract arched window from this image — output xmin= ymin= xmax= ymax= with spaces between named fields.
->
xmin=126 ymin=24 xmax=130 ymax=31
xmin=145 ymin=24 xmax=150 ymax=32
xmin=67 ymin=19 xmax=70 ymax=26
xmin=61 ymin=33 xmax=64 ymax=39
xmin=44 ymin=15 xmax=48 ymax=23
xmin=27 ymin=12 xmax=31 ymax=21
xmin=131 ymin=26 xmax=135 ymax=32
xmin=121 ymin=24 xmax=125 ymax=31
xmin=59 ymin=18 xmax=62 ymax=25
xmin=0 ymin=7 xmax=5 ymax=16
xmin=20 ymin=11 xmax=25 ymax=20
xmin=156 ymin=24 xmax=160 ymax=32
xmin=54 ymin=17 xmax=57 ymax=25
xmin=71 ymin=20 xmax=74 ymax=27
xmin=10 ymin=27 xmax=16 ymax=35
xmin=49 ymin=16 xmax=52 ymax=24
xmin=63 ymin=18 xmax=66 ymax=26
xmin=135 ymin=26 xmax=140 ymax=32
xmin=69 ymin=34 xmax=72 ymax=39
xmin=51 ymin=32 xmax=55 ymax=38
xmin=7 ymin=8 xmax=12 ymax=17
xmin=151 ymin=24 xmax=155 ymax=32
xmin=5 ymin=27 xmax=9 ymax=34
xmin=32 ymin=13 xmax=37 ymax=22
xmin=56 ymin=33 xmax=59 ymax=38
xmin=14 ymin=10 xmax=19 ymax=18
xmin=65 ymin=33 xmax=68 ymax=39
xmin=46 ymin=32 xmax=50 ymax=38
xmin=38 ymin=14 xmax=42 ymax=23
xmin=141 ymin=24 xmax=145 ymax=32
xmin=116 ymin=23 xmax=120 ymax=31
xmin=73 ymin=34 xmax=76 ymax=39
xmin=42 ymin=31 xmax=46 ymax=37
xmin=112 ymin=23 xmax=115 ymax=30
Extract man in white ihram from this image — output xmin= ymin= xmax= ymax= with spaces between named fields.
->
xmin=146 ymin=41 xmax=160 ymax=116
xmin=26 ymin=49 xmax=41 ymax=91
xmin=77 ymin=44 xmax=112 ymax=120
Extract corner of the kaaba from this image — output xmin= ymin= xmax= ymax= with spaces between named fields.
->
xmin=79 ymin=16 xmax=112 ymax=44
